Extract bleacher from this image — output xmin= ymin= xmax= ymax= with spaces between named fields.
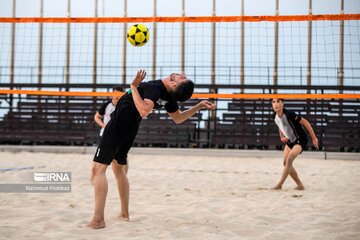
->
xmin=0 ymin=87 xmax=359 ymax=152
xmin=0 ymin=95 xmax=201 ymax=147
xmin=0 ymin=96 xmax=101 ymax=145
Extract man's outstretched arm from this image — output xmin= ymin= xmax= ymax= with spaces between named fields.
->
xmin=168 ymin=100 xmax=216 ymax=124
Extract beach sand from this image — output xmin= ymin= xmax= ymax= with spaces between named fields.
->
xmin=0 ymin=150 xmax=359 ymax=240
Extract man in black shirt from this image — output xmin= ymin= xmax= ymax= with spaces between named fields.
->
xmin=93 ymin=86 xmax=131 ymax=224
xmin=87 ymin=69 xmax=216 ymax=229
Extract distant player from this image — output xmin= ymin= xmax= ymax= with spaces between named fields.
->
xmin=94 ymin=86 xmax=123 ymax=138
xmin=271 ymin=98 xmax=319 ymax=190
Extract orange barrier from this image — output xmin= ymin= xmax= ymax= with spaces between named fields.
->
xmin=0 ymin=89 xmax=359 ymax=99
xmin=0 ymin=14 xmax=359 ymax=23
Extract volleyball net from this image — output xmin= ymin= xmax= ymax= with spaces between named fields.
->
xmin=0 ymin=14 xmax=360 ymax=99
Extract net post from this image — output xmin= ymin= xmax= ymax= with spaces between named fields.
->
xmin=273 ymin=0 xmax=279 ymax=93
xmin=93 ymin=0 xmax=98 ymax=92
xmin=38 ymin=0 xmax=44 ymax=90
xmin=10 ymin=0 xmax=16 ymax=113
xmin=338 ymin=0 xmax=345 ymax=94
xmin=306 ymin=0 xmax=313 ymax=94
xmin=339 ymin=0 xmax=345 ymax=115
xmin=122 ymin=0 xmax=127 ymax=85
xmin=181 ymin=0 xmax=185 ymax=74
xmin=151 ymin=0 xmax=157 ymax=80
xmin=210 ymin=0 xmax=217 ymax=122
xmin=240 ymin=0 xmax=245 ymax=94
xmin=65 ymin=0 xmax=71 ymax=90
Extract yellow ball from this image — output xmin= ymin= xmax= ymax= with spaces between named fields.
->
xmin=127 ymin=24 xmax=150 ymax=47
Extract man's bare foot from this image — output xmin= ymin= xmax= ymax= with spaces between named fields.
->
xmin=294 ymin=185 xmax=305 ymax=190
xmin=118 ymin=213 xmax=130 ymax=222
xmin=271 ymin=185 xmax=282 ymax=190
xmin=87 ymin=220 xmax=105 ymax=229
xmin=118 ymin=216 xmax=130 ymax=222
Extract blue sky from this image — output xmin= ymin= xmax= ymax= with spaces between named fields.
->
xmin=0 ymin=0 xmax=359 ymax=87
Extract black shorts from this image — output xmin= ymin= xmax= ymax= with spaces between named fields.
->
xmin=286 ymin=138 xmax=308 ymax=153
xmin=93 ymin=93 xmax=141 ymax=165
xmin=93 ymin=135 xmax=131 ymax=165
xmin=94 ymin=135 xmax=129 ymax=165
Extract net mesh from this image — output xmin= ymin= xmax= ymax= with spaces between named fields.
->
xmin=0 ymin=15 xmax=359 ymax=96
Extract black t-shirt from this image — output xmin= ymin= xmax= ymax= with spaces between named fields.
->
xmin=106 ymin=80 xmax=179 ymax=141
xmin=137 ymin=80 xmax=179 ymax=113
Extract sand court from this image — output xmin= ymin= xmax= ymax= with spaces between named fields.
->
xmin=0 ymin=149 xmax=359 ymax=239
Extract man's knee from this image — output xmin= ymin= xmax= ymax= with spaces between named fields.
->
xmin=92 ymin=162 xmax=108 ymax=175
xmin=286 ymin=151 xmax=300 ymax=165
xmin=285 ymin=158 xmax=290 ymax=166
xmin=112 ymin=162 xmax=126 ymax=175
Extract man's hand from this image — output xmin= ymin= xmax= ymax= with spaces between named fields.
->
xmin=312 ymin=137 xmax=319 ymax=149
xmin=199 ymin=100 xmax=216 ymax=110
xmin=280 ymin=137 xmax=289 ymax=143
xmin=168 ymin=100 xmax=216 ymax=124
xmin=130 ymin=69 xmax=146 ymax=88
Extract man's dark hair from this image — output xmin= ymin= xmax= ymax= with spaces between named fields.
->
xmin=271 ymin=98 xmax=284 ymax=102
xmin=172 ymin=80 xmax=194 ymax=102
xmin=113 ymin=86 xmax=123 ymax=92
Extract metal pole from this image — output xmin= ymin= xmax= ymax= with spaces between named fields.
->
xmin=209 ymin=0 xmax=216 ymax=141
xmin=38 ymin=0 xmax=44 ymax=89
xmin=10 ymin=0 xmax=16 ymax=87
xmin=211 ymin=0 xmax=216 ymax=85
xmin=240 ymin=0 xmax=245 ymax=93
xmin=181 ymin=0 xmax=185 ymax=73
xmin=273 ymin=0 xmax=279 ymax=93
xmin=9 ymin=0 xmax=16 ymax=112
xmin=122 ymin=0 xmax=127 ymax=84
xmin=100 ymin=0 xmax=105 ymax=86
xmin=339 ymin=0 xmax=345 ymax=116
xmin=66 ymin=0 xmax=71 ymax=88
xmin=306 ymin=0 xmax=312 ymax=94
xmin=152 ymin=0 xmax=157 ymax=80
xmin=93 ymin=0 xmax=98 ymax=91
xmin=64 ymin=0 xmax=71 ymax=110
xmin=339 ymin=0 xmax=344 ymax=94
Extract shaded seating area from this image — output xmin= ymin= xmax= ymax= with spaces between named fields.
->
xmin=0 ymin=93 xmax=358 ymax=152
xmin=135 ymin=113 xmax=197 ymax=147
xmin=212 ymin=99 xmax=279 ymax=149
xmin=0 ymin=96 xmax=201 ymax=147
xmin=134 ymin=99 xmax=202 ymax=147
xmin=322 ymin=114 xmax=359 ymax=152
xmin=0 ymin=95 xmax=103 ymax=145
